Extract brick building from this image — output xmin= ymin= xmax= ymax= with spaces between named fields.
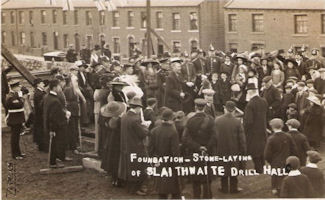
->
xmin=1 ymin=0 xmax=226 ymax=58
xmin=224 ymin=0 xmax=325 ymax=56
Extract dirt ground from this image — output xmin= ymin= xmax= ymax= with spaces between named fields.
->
xmin=2 ymin=131 xmax=325 ymax=200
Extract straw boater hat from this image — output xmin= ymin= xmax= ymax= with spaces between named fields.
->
xmin=100 ymin=101 xmax=126 ymax=118
xmin=307 ymin=95 xmax=322 ymax=106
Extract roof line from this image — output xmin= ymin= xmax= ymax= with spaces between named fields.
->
xmin=224 ymin=7 xmax=325 ymax=11
xmin=224 ymin=0 xmax=234 ymax=9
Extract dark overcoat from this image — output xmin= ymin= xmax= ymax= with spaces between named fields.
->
xmin=261 ymin=85 xmax=281 ymax=119
xmin=302 ymin=105 xmax=324 ymax=143
xmin=243 ymin=95 xmax=268 ymax=158
xmin=300 ymin=166 xmax=325 ymax=197
xmin=118 ymin=110 xmax=149 ymax=182
xmin=149 ymin=122 xmax=181 ymax=195
xmin=6 ymin=91 xmax=25 ymax=126
xmin=287 ymin=130 xmax=310 ymax=166
xmin=182 ymin=112 xmax=216 ymax=181
xmin=33 ymin=88 xmax=46 ymax=146
xmin=215 ymin=113 xmax=246 ymax=176
xmin=165 ymin=71 xmax=184 ymax=112
xmin=264 ymin=132 xmax=298 ymax=168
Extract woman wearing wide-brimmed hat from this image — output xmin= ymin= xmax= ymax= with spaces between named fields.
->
xmin=100 ymin=101 xmax=127 ymax=187
xmin=302 ymin=95 xmax=324 ymax=151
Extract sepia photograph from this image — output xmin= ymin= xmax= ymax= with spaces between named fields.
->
xmin=1 ymin=0 xmax=325 ymax=199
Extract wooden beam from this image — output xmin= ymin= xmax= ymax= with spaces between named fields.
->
xmin=149 ymin=27 xmax=171 ymax=51
xmin=39 ymin=166 xmax=84 ymax=175
xmin=1 ymin=44 xmax=36 ymax=85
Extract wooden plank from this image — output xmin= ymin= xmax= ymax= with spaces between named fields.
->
xmin=1 ymin=44 xmax=36 ymax=85
xmin=39 ymin=165 xmax=84 ymax=175
xmin=149 ymin=27 xmax=171 ymax=51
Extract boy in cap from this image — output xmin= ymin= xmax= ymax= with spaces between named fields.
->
xmin=280 ymin=156 xmax=314 ymax=198
xmin=264 ymin=118 xmax=298 ymax=196
xmin=295 ymin=81 xmax=309 ymax=120
xmin=202 ymin=88 xmax=217 ymax=118
xmin=300 ymin=150 xmax=325 ymax=197
xmin=286 ymin=119 xmax=310 ymax=166
xmin=6 ymin=81 xmax=25 ymax=160
xmin=286 ymin=103 xmax=298 ymax=120
xmin=149 ymin=108 xmax=181 ymax=199
xmin=280 ymin=85 xmax=295 ymax=121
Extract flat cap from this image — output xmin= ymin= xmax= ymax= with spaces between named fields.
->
xmin=297 ymin=81 xmax=306 ymax=87
xmin=285 ymin=85 xmax=292 ymax=89
xmin=307 ymin=150 xmax=322 ymax=163
xmin=269 ymin=118 xmax=284 ymax=129
xmin=246 ymin=83 xmax=258 ymax=91
xmin=202 ymin=89 xmax=215 ymax=95
xmin=262 ymin=76 xmax=272 ymax=83
xmin=286 ymin=119 xmax=301 ymax=128
xmin=306 ymin=79 xmax=314 ymax=84
xmin=288 ymin=103 xmax=297 ymax=109
xmin=286 ymin=156 xmax=300 ymax=170
xmin=161 ymin=108 xmax=175 ymax=121
xmin=287 ymin=76 xmax=298 ymax=81
xmin=225 ymin=101 xmax=236 ymax=112
xmin=194 ymin=98 xmax=207 ymax=106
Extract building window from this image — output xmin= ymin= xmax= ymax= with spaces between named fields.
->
xmin=251 ymin=43 xmax=265 ymax=51
xmin=113 ymin=38 xmax=120 ymax=53
xmin=99 ymin=11 xmax=105 ymax=25
xmin=172 ymin=41 xmax=181 ymax=53
xmin=190 ymin=40 xmax=198 ymax=52
xmin=42 ymin=32 xmax=47 ymax=46
xmin=321 ymin=14 xmax=325 ymax=34
xmin=18 ymin=11 xmax=24 ymax=24
xmin=128 ymin=11 xmax=134 ymax=27
xmin=52 ymin=10 xmax=57 ymax=24
xmin=63 ymin=11 xmax=68 ymax=24
xmin=1 ymin=12 xmax=5 ymax=24
xmin=10 ymin=11 xmax=15 ymax=24
xmin=74 ymin=10 xmax=78 ymax=25
xmin=228 ymin=14 xmax=237 ymax=32
xmin=63 ymin=34 xmax=68 ymax=48
xmin=112 ymin=11 xmax=119 ymax=27
xmin=2 ymin=31 xmax=6 ymax=44
xmin=252 ymin=14 xmax=263 ymax=32
xmin=141 ymin=11 xmax=147 ymax=28
xmin=172 ymin=13 xmax=180 ymax=30
xmin=53 ymin=32 xmax=59 ymax=50
xmin=229 ymin=43 xmax=238 ymax=53
xmin=41 ymin=10 xmax=46 ymax=24
xmin=157 ymin=39 xmax=164 ymax=56
xmin=156 ymin=11 xmax=163 ymax=29
xmin=321 ymin=47 xmax=325 ymax=57
xmin=29 ymin=11 xmax=33 ymax=24
xmin=86 ymin=11 xmax=92 ymax=25
xmin=30 ymin=32 xmax=35 ymax=48
xmin=11 ymin=31 xmax=15 ymax=46
xmin=294 ymin=15 xmax=307 ymax=34
xmin=189 ymin=12 xmax=198 ymax=30
xmin=86 ymin=35 xmax=93 ymax=49
xmin=20 ymin=32 xmax=26 ymax=45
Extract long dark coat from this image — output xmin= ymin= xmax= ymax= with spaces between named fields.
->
xmin=149 ymin=122 xmax=181 ymax=195
xmin=182 ymin=112 xmax=216 ymax=181
xmin=98 ymin=113 xmax=111 ymax=159
xmin=300 ymin=166 xmax=325 ymax=197
xmin=261 ymin=85 xmax=281 ymax=119
xmin=118 ymin=110 xmax=149 ymax=182
xmin=165 ymin=71 xmax=184 ymax=112
xmin=302 ymin=105 xmax=324 ymax=143
xmin=243 ymin=96 xmax=268 ymax=158
xmin=33 ymin=88 xmax=46 ymax=147
xmin=44 ymin=92 xmax=68 ymax=159
xmin=206 ymin=56 xmax=221 ymax=74
xmin=264 ymin=132 xmax=298 ymax=168
xmin=156 ymin=68 xmax=169 ymax=107
xmin=287 ymin=130 xmax=310 ymax=166
xmin=215 ymin=113 xmax=246 ymax=176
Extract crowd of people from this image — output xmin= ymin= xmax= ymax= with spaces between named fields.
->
xmin=3 ymin=43 xmax=325 ymax=198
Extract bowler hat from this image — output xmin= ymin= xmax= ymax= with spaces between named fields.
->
xmin=286 ymin=119 xmax=300 ymax=129
xmin=246 ymin=83 xmax=258 ymax=91
xmin=128 ymin=97 xmax=143 ymax=108
xmin=286 ymin=156 xmax=300 ymax=170
xmin=161 ymin=108 xmax=174 ymax=121
xmin=269 ymin=118 xmax=284 ymax=129
xmin=262 ymin=76 xmax=272 ymax=83
xmin=225 ymin=101 xmax=236 ymax=112
xmin=101 ymin=101 xmax=126 ymax=118
xmin=307 ymin=150 xmax=322 ymax=163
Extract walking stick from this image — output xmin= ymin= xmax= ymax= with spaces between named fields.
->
xmin=48 ymin=133 xmax=54 ymax=168
xmin=202 ymin=150 xmax=210 ymax=197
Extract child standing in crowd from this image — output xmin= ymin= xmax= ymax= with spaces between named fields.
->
xmin=285 ymin=59 xmax=301 ymax=81
xmin=271 ymin=62 xmax=285 ymax=89
xmin=300 ymin=150 xmax=325 ymax=197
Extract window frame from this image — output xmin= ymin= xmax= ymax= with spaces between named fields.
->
xmin=252 ymin=13 xmax=264 ymax=32
xmin=294 ymin=14 xmax=308 ymax=34
xmin=42 ymin=32 xmax=47 ymax=46
xmin=189 ymin=12 xmax=198 ymax=30
xmin=2 ymin=31 xmax=6 ymax=44
xmin=172 ymin=13 xmax=181 ymax=30
xmin=74 ymin=10 xmax=78 ymax=25
xmin=29 ymin=11 xmax=33 ymax=24
xmin=20 ymin=32 xmax=26 ymax=45
xmin=321 ymin=14 xmax=325 ymax=34
xmin=1 ymin=12 xmax=6 ymax=24
xmin=112 ymin=11 xmax=119 ymax=27
xmin=127 ymin=11 xmax=134 ymax=27
xmin=30 ymin=31 xmax=35 ymax=48
xmin=99 ymin=11 xmax=105 ymax=25
xmin=228 ymin=14 xmax=237 ymax=32
xmin=141 ymin=11 xmax=147 ymax=29
xmin=52 ymin=10 xmax=57 ymax=24
xmin=156 ymin=11 xmax=163 ymax=29
xmin=41 ymin=10 xmax=46 ymax=24
xmin=112 ymin=37 xmax=121 ymax=54
xmin=86 ymin=11 xmax=92 ymax=26
xmin=10 ymin=11 xmax=15 ymax=24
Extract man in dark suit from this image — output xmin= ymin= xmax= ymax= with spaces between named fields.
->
xmin=215 ymin=101 xmax=246 ymax=193
xmin=192 ymin=50 xmax=208 ymax=76
xmin=44 ymin=79 xmax=70 ymax=168
xmin=165 ymin=58 xmax=185 ymax=112
xmin=182 ymin=98 xmax=216 ymax=199
xmin=33 ymin=78 xmax=47 ymax=151
xmin=295 ymin=53 xmax=308 ymax=79
xmin=261 ymin=76 xmax=282 ymax=120
xmin=119 ymin=97 xmax=149 ymax=195
xmin=244 ymin=83 xmax=268 ymax=173
xmin=206 ymin=45 xmax=221 ymax=75
xmin=80 ymin=44 xmax=91 ymax=64
xmin=257 ymin=57 xmax=271 ymax=89
xmin=6 ymin=81 xmax=25 ymax=160
xmin=2 ymin=65 xmax=12 ymax=115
